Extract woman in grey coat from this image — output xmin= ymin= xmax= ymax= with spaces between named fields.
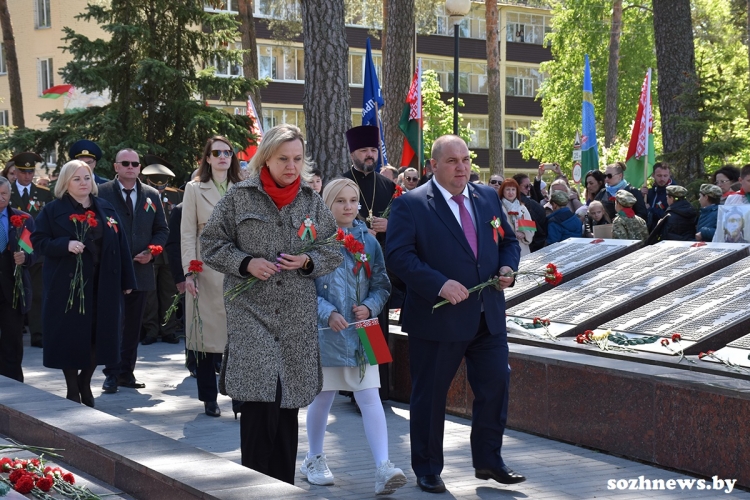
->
xmin=200 ymin=124 xmax=342 ymax=484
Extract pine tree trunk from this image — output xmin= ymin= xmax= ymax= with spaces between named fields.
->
xmin=746 ymin=0 xmax=750 ymax=121
xmin=0 ymin=0 xmax=24 ymax=128
xmin=238 ymin=0 xmax=262 ymax=118
xmin=485 ymin=0 xmax=502 ymax=175
xmin=383 ymin=0 xmax=414 ymax=168
xmin=301 ymin=1 xmax=351 ymax=181
xmin=604 ymin=0 xmax=622 ymax=148
xmin=652 ymin=0 xmax=702 ymax=182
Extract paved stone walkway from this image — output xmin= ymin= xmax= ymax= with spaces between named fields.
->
xmin=19 ymin=336 xmax=749 ymax=499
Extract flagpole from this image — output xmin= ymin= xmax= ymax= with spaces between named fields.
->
xmin=375 ymin=101 xmax=383 ymax=166
xmin=417 ymin=59 xmax=422 ymax=169
xmin=644 ymin=68 xmax=651 ymax=187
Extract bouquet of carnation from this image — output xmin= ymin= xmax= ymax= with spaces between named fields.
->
xmin=185 ymin=260 xmax=204 ymax=352
xmin=340 ymin=231 xmax=374 ymax=380
xmin=9 ymin=213 xmax=32 ymax=309
xmin=147 ymin=244 xmax=163 ymax=257
xmin=66 ymin=211 xmax=98 ymax=314
xmin=433 ymin=263 xmax=563 ymax=310
xmin=379 ymin=185 xmax=404 ymax=219
xmin=225 ymin=228 xmax=346 ymax=301
xmin=1 ymin=455 xmax=100 ymax=498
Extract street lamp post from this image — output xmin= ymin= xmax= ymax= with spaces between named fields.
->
xmin=446 ymin=0 xmax=471 ymax=135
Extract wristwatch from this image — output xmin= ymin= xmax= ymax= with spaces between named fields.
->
xmin=302 ymin=255 xmax=312 ymax=270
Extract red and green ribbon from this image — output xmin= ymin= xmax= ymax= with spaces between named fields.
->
xmin=490 ymin=216 xmax=505 ymax=244
xmin=297 ymin=216 xmax=317 ymax=241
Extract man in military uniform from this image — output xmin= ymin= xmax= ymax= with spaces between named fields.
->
xmin=141 ymin=155 xmax=181 ymax=345
xmin=9 ymin=152 xmax=52 ymax=348
xmin=612 ymin=189 xmax=649 ymax=242
xmin=69 ymin=140 xmax=109 ymax=185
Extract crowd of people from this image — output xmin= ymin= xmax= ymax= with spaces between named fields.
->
xmin=3 ymin=124 xmax=750 ymax=495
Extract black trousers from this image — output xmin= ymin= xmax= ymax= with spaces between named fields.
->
xmin=193 ymin=351 xmax=220 ymax=402
xmin=240 ymin=378 xmax=299 ymax=485
xmin=103 ymin=291 xmax=147 ymax=378
xmin=408 ymin=314 xmax=510 ymax=477
xmin=141 ymin=254 xmax=178 ymax=339
xmin=28 ymin=261 xmax=44 ymax=344
xmin=0 ymin=293 xmax=24 ymax=382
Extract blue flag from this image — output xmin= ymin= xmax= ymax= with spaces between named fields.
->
xmin=362 ymin=38 xmax=388 ymax=167
xmin=581 ymin=54 xmax=599 ymax=176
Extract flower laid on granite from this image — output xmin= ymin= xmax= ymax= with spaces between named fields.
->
xmin=147 ymin=244 xmax=163 ymax=257
xmin=508 ymin=316 xmax=558 ymax=341
xmin=698 ymin=350 xmax=749 ymax=373
xmin=574 ymin=329 xmax=638 ymax=352
xmin=660 ymin=334 xmax=696 ymax=364
xmin=9 ymin=213 xmax=32 ymax=310
xmin=1 ymin=456 xmax=101 ymax=499
xmin=66 ymin=211 xmax=97 ymax=314
xmin=380 ymin=185 xmax=404 ymax=219
xmin=225 ymin=228 xmax=346 ymax=301
xmin=434 ymin=263 xmax=563 ymax=310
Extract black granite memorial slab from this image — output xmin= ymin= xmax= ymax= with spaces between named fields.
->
xmin=505 ymin=238 xmax=640 ymax=308
xmin=595 ymin=256 xmax=750 ymax=356
xmin=505 ymin=241 xmax=750 ymax=338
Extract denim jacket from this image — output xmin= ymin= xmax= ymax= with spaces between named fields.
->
xmin=315 ymin=219 xmax=391 ymax=367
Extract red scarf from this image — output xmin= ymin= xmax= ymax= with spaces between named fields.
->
xmin=619 ymin=207 xmax=635 ymax=218
xmin=260 ymin=166 xmax=300 ymax=210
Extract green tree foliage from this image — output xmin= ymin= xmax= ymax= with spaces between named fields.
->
xmin=522 ymin=1 xmax=656 ymax=175
xmin=1 ymin=0 xmax=258 ymax=183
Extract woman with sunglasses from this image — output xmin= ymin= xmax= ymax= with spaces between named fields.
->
xmin=594 ymin=161 xmax=647 ymax=221
xmin=181 ymin=135 xmax=242 ymax=417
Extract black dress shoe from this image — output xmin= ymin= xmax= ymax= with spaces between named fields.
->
xmin=102 ymin=375 xmax=118 ymax=394
xmin=161 ymin=334 xmax=180 ymax=344
xmin=118 ymin=376 xmax=146 ymax=389
xmin=417 ymin=474 xmax=446 ymax=493
xmin=475 ymin=465 xmax=526 ymax=485
xmin=204 ymin=401 xmax=221 ymax=417
xmin=141 ymin=336 xmax=157 ymax=345
xmin=78 ymin=374 xmax=95 ymax=408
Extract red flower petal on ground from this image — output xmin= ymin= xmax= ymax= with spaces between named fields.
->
xmin=584 ymin=330 xmax=593 ymax=341
xmin=660 ymin=339 xmax=669 ymax=346
xmin=545 ymin=263 xmax=557 ymax=273
xmin=575 ymin=334 xmax=585 ymax=344
xmin=9 ymin=468 xmax=27 ymax=483
xmin=671 ymin=333 xmax=681 ymax=342
xmin=14 ymin=475 xmax=35 ymax=494
xmin=698 ymin=352 xmax=707 ymax=359
xmin=62 ymin=472 xmax=75 ymax=484
xmin=707 ymin=350 xmax=715 ymax=355
xmin=35 ymin=476 xmax=53 ymax=492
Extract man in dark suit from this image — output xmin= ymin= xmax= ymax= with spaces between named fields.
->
xmin=97 ymin=148 xmax=169 ymax=393
xmin=0 ymin=176 xmax=35 ymax=382
xmin=9 ymin=152 xmax=52 ymax=348
xmin=386 ymin=135 xmax=524 ymax=493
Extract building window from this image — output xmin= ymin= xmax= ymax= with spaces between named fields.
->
xmin=254 ymin=0 xmax=301 ymax=20
xmin=214 ymin=43 xmax=243 ymax=77
xmin=262 ymin=108 xmax=306 ymax=136
xmin=35 ymin=0 xmax=51 ymax=28
xmin=435 ymin=4 xmax=486 ymax=39
xmin=506 ymin=66 xmax=544 ymax=97
xmin=506 ymin=12 xmax=552 ymax=45
xmin=505 ymin=120 xmax=531 ymax=150
xmin=38 ymin=58 xmax=54 ymax=96
xmin=0 ymin=44 xmax=6 ymax=75
xmin=423 ymin=59 xmax=487 ymax=94
xmin=345 ymin=0 xmax=382 ymax=28
xmin=0 ymin=110 xmax=9 ymax=127
xmin=258 ymin=45 xmax=304 ymax=82
xmin=463 ymin=116 xmax=489 ymax=148
xmin=349 ymin=51 xmax=382 ymax=86
xmin=204 ymin=0 xmax=236 ymax=12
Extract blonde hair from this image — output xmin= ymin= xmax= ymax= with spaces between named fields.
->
xmin=321 ymin=178 xmax=360 ymax=210
xmin=588 ymin=200 xmax=610 ymax=222
xmin=248 ymin=124 xmax=312 ymax=182
xmin=54 ymin=160 xmax=98 ymax=199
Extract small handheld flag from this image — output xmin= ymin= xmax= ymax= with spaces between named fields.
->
xmin=355 ymin=318 xmax=392 ymax=365
xmin=18 ymin=228 xmax=33 ymax=254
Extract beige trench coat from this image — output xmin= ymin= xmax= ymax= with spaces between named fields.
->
xmin=181 ymin=179 xmax=231 ymax=354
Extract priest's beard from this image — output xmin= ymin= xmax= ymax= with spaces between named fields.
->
xmin=352 ymin=156 xmax=376 ymax=173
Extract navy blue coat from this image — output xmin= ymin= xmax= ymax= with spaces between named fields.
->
xmin=386 ymin=180 xmax=520 ymax=342
xmin=31 ymin=196 xmax=136 ymax=369
xmin=547 ymin=207 xmax=581 ymax=245
xmin=0 ymin=207 xmax=36 ymax=314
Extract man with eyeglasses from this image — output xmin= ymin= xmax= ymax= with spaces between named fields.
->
xmin=645 ymin=162 xmax=674 ymax=231
xmin=512 ymin=173 xmax=547 ymax=252
xmin=403 ymin=168 xmax=420 ymax=191
xmin=488 ymin=174 xmax=504 ymax=194
xmin=97 ymin=148 xmax=169 ymax=394
xmin=594 ymin=161 xmax=647 ymax=222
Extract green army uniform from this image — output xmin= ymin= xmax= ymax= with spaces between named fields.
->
xmin=140 ymin=157 xmax=181 ymax=345
xmin=613 ymin=214 xmax=649 ymax=241
xmin=9 ymin=153 xmax=52 ymax=347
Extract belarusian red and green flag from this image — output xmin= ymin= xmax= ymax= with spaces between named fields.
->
xmin=18 ymin=228 xmax=33 ymax=253
xmin=41 ymin=84 xmax=73 ymax=99
xmin=399 ymin=59 xmax=423 ymax=168
xmin=625 ymin=69 xmax=655 ymax=188
xmin=355 ymin=318 xmax=392 ymax=365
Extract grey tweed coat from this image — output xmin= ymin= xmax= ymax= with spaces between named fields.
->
xmin=200 ymin=173 xmax=342 ymax=408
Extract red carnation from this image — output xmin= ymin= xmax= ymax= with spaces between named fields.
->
xmin=62 ymin=472 xmax=75 ymax=484
xmin=546 ymin=263 xmax=558 ymax=273
xmin=660 ymin=339 xmax=669 ymax=347
xmin=14 ymin=475 xmax=35 ymax=494
xmin=698 ymin=352 xmax=707 ymax=359
xmin=148 ymin=244 xmax=163 ymax=257
xmin=575 ymin=334 xmax=585 ymax=344
xmin=87 ymin=217 xmax=98 ymax=228
xmin=30 ymin=458 xmax=40 ymax=467
xmin=35 ymin=475 xmax=53 ymax=492
xmin=0 ymin=457 xmax=13 ymax=471
xmin=10 ymin=215 xmax=24 ymax=227
xmin=707 ymin=350 xmax=715 ymax=355
xmin=393 ymin=185 xmax=404 ymax=197
xmin=584 ymin=330 xmax=593 ymax=341
xmin=671 ymin=333 xmax=681 ymax=342
xmin=343 ymin=234 xmax=364 ymax=254
xmin=336 ymin=228 xmax=346 ymax=241
xmin=188 ymin=260 xmax=203 ymax=274
xmin=85 ymin=210 xmax=96 ymax=219
xmin=69 ymin=214 xmax=78 ymax=222
xmin=9 ymin=468 xmax=27 ymax=482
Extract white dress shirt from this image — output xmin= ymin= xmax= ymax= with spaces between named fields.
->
xmin=431 ymin=177 xmax=477 ymax=229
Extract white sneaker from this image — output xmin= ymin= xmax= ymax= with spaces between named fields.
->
xmin=375 ymin=460 xmax=407 ymax=495
xmin=300 ymin=453 xmax=334 ymax=485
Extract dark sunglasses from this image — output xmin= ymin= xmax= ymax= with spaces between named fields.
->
xmin=605 ymin=173 xmax=619 ymax=179
xmin=489 ymin=180 xmax=502 ymax=185
xmin=118 ymin=161 xmax=140 ymax=168
xmin=211 ymin=150 xmax=233 ymax=158
xmin=405 ymin=176 xmax=418 ymax=181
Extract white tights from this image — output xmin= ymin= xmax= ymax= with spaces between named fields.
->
xmin=306 ymin=388 xmax=388 ymax=466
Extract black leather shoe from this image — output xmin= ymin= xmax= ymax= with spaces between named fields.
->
xmin=118 ymin=376 xmax=146 ymax=389
xmin=102 ymin=375 xmax=118 ymax=394
xmin=204 ymin=401 xmax=221 ymax=417
xmin=417 ymin=474 xmax=446 ymax=493
xmin=161 ymin=334 xmax=180 ymax=344
xmin=141 ymin=336 xmax=157 ymax=345
xmin=475 ymin=466 xmax=526 ymax=485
